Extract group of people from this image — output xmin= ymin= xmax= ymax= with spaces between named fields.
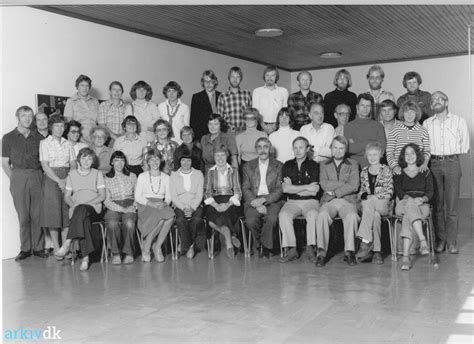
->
xmin=2 ymin=64 xmax=469 ymax=273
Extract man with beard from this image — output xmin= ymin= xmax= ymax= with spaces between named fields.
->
xmin=363 ymin=65 xmax=395 ymax=121
xmin=397 ymin=71 xmax=432 ymax=124
xmin=242 ymin=137 xmax=283 ymax=258
xmin=323 ymin=69 xmax=358 ymax=127
xmin=315 ymin=136 xmax=360 ymax=267
xmin=190 ymin=70 xmax=221 ymax=142
xmin=253 ymin=65 xmax=288 ymax=135
xmin=423 ymin=91 xmax=470 ymax=254
xmin=217 ymin=66 xmax=252 ymax=134
xmin=287 ymin=71 xmax=323 ymax=130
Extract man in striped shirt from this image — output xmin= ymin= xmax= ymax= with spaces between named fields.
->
xmin=217 ymin=66 xmax=252 ymax=134
xmin=424 ymin=91 xmax=470 ymax=254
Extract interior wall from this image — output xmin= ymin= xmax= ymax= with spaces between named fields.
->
xmin=290 ymin=55 xmax=473 ymax=199
xmin=0 ymin=6 xmax=290 ymax=259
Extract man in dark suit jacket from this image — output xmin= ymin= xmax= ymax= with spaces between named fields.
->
xmin=242 ymin=137 xmax=283 ymax=257
xmin=190 ymin=70 xmax=222 ymax=142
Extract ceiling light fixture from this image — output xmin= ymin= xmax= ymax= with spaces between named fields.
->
xmin=255 ymin=28 xmax=283 ymax=37
xmin=320 ymin=52 xmax=343 ymax=58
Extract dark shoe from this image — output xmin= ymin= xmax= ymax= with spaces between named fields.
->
xmin=448 ymin=243 xmax=459 ymax=254
xmin=279 ymin=247 xmax=298 ymax=263
xmin=259 ymin=246 xmax=270 ymax=259
xmin=356 ymin=241 xmax=373 ymax=260
xmin=315 ymin=255 xmax=326 ymax=267
xmin=15 ymin=251 xmax=31 ymax=261
xmin=435 ymin=241 xmax=446 ymax=253
xmin=372 ymin=252 xmax=384 ymax=264
xmin=33 ymin=250 xmax=49 ymax=258
xmin=344 ymin=251 xmax=357 ymax=266
xmin=305 ymin=245 xmax=317 ymax=262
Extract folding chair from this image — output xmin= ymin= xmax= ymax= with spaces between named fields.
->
xmin=71 ymin=220 xmax=108 ymax=265
xmin=206 ymin=217 xmax=249 ymax=259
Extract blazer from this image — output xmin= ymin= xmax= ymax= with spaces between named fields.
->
xmin=242 ymin=157 xmax=283 ymax=205
xmin=190 ymin=89 xmax=222 ymax=141
xmin=320 ymin=157 xmax=360 ymax=204
xmin=358 ymin=164 xmax=393 ymax=201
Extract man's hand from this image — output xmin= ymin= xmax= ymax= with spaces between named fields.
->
xmin=256 ymin=205 xmax=267 ymax=215
xmin=283 ymin=177 xmax=292 ymax=185
xmin=419 ymin=162 xmax=429 ymax=172
xmin=250 ymin=197 xmax=266 ymax=208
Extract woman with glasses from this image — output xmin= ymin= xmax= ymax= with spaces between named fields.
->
xmin=90 ymin=126 xmax=114 ymax=174
xmin=235 ymin=108 xmax=267 ymax=167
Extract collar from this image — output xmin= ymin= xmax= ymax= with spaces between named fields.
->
xmin=433 ymin=112 xmax=451 ymax=121
xmin=293 ymin=157 xmax=310 ymax=165
xmin=15 ymin=127 xmax=31 ymax=137
xmin=264 ymin=84 xmax=277 ymax=90
xmin=258 ymin=158 xmax=269 ymax=167
xmin=107 ymin=99 xmax=125 ymax=107
xmin=206 ymin=90 xmax=215 ymax=98
xmin=71 ymin=93 xmax=94 ymax=101
xmin=298 ymin=90 xmax=311 ymax=97
xmin=368 ymin=88 xmax=384 ymax=96
xmin=166 ymin=99 xmax=182 ymax=107
xmin=326 ymin=157 xmax=352 ymax=165
xmin=406 ymin=89 xmax=422 ymax=96
xmin=124 ymin=134 xmax=139 ymax=142
xmin=48 ymin=135 xmax=68 ymax=144
xmin=209 ymin=163 xmax=232 ymax=171
xmin=228 ymin=86 xmax=241 ymax=93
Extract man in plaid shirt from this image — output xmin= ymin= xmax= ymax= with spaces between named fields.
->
xmin=287 ymin=71 xmax=323 ymax=130
xmin=217 ymin=66 xmax=252 ymax=133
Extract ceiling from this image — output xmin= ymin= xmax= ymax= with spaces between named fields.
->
xmin=36 ymin=5 xmax=473 ymax=72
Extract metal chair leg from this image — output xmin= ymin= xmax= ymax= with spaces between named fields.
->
xmin=97 ymin=222 xmax=108 ymax=263
xmin=240 ymin=218 xmax=250 ymax=257
xmin=207 ymin=230 xmax=215 ymax=260
xmin=279 ymin=225 xmax=284 ymax=258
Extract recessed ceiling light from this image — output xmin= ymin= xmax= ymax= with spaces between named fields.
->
xmin=320 ymin=52 xmax=343 ymax=58
xmin=255 ymin=28 xmax=283 ymax=37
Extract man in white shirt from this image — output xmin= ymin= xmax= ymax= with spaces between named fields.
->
xmin=300 ymin=103 xmax=335 ymax=163
xmin=252 ymin=65 xmax=288 ymax=135
xmin=423 ymin=91 xmax=470 ymax=254
xmin=242 ymin=138 xmax=283 ymax=257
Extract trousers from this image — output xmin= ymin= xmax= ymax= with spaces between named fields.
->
xmin=279 ymin=199 xmax=319 ymax=247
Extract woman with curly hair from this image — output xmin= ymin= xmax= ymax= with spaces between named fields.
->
xmin=158 ymin=81 xmax=190 ymax=145
xmin=144 ymin=119 xmax=179 ymax=175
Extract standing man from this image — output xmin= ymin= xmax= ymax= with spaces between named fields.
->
xmin=316 ymin=136 xmax=360 ymax=267
xmin=423 ymin=91 xmax=470 ymax=254
xmin=344 ymin=94 xmax=386 ymax=168
xmin=190 ymin=70 xmax=221 ymax=142
xmin=2 ymin=106 xmax=48 ymax=260
xmin=252 ymin=65 xmax=288 ymax=135
xmin=299 ymin=103 xmax=335 ymax=163
xmin=323 ymin=69 xmax=358 ymax=127
xmin=242 ymin=138 xmax=284 ymax=257
xmin=278 ymin=137 xmax=320 ymax=263
xmin=397 ymin=71 xmax=432 ymax=124
xmin=287 ymin=71 xmax=323 ymax=130
xmin=217 ymin=66 xmax=252 ymax=134
xmin=363 ymin=65 xmax=395 ymax=121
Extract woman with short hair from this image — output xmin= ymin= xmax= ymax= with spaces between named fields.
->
xmin=135 ymin=149 xmax=175 ymax=263
xmin=90 ymin=126 xmax=114 ymax=174
xmin=170 ymin=148 xmax=204 ymax=259
xmin=144 ymin=119 xmax=179 ymax=175
xmin=98 ymin=81 xmax=127 ymax=147
xmin=173 ymin=126 xmax=204 ymax=173
xmin=158 ymin=81 xmax=190 ymax=145
xmin=235 ymin=108 xmax=267 ymax=166
xmin=64 ymin=120 xmax=88 ymax=157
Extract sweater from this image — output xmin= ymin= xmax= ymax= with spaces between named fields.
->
xmin=394 ymin=169 xmax=434 ymax=201
xmin=169 ymin=169 xmax=204 ymax=211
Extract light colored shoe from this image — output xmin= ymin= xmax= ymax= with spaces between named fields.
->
xmin=152 ymin=242 xmax=165 ymax=262
xmin=79 ymin=259 xmax=89 ymax=271
xmin=111 ymin=255 xmax=122 ymax=265
xmin=226 ymin=247 xmax=235 ymax=259
xmin=419 ymin=240 xmax=429 ymax=256
xmin=123 ymin=255 xmax=134 ymax=264
xmin=401 ymin=256 xmax=412 ymax=271
xmin=231 ymin=236 xmax=241 ymax=249
xmin=54 ymin=246 xmax=68 ymax=260
xmin=141 ymin=253 xmax=151 ymax=263
xmin=186 ymin=246 xmax=195 ymax=259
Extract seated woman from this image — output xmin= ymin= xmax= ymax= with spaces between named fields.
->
xmin=40 ymin=114 xmax=77 ymax=258
xmin=144 ymin=119 xmax=179 ymax=175
xmin=158 ymin=81 xmax=190 ymax=145
xmin=90 ymin=126 xmax=114 ymax=174
xmin=173 ymin=126 xmax=204 ymax=173
xmin=170 ymin=148 xmax=204 ymax=259
xmin=203 ymin=144 xmax=242 ymax=258
xmin=355 ymin=142 xmax=393 ymax=264
xmin=135 ymin=149 xmax=175 ymax=263
xmin=55 ymin=147 xmax=106 ymax=271
xmin=104 ymin=151 xmax=138 ymax=265
xmin=394 ymin=143 xmax=434 ymax=271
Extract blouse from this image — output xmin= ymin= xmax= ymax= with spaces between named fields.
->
xmin=200 ymin=132 xmax=238 ymax=171
xmin=394 ymin=169 xmax=434 ymax=201
xmin=157 ymin=99 xmax=190 ymax=144
xmin=135 ymin=171 xmax=171 ymax=205
xmin=268 ymin=126 xmax=300 ymax=163
xmin=358 ymin=164 xmax=393 ymax=201
xmin=124 ymin=101 xmax=160 ymax=135
xmin=66 ymin=168 xmax=105 ymax=214
xmin=104 ymin=172 xmax=137 ymax=213
xmin=39 ymin=136 xmax=75 ymax=168
xmin=204 ymin=164 xmax=241 ymax=206
xmin=170 ymin=168 xmax=204 ymax=211
xmin=144 ymin=139 xmax=179 ymax=174
xmin=91 ymin=145 xmax=114 ymax=174
xmin=64 ymin=94 xmax=99 ymax=143
xmin=98 ymin=99 xmax=127 ymax=136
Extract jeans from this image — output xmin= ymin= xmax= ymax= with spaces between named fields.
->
xmin=104 ymin=210 xmax=137 ymax=256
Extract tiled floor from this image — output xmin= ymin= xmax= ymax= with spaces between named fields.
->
xmin=3 ymin=200 xmax=473 ymax=343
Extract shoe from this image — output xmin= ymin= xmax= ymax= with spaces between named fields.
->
xmin=259 ymin=246 xmax=270 ymax=259
xmin=401 ymin=256 xmax=412 ymax=271
xmin=226 ymin=247 xmax=235 ymax=259
xmin=33 ymin=250 xmax=49 ymax=258
xmin=141 ymin=253 xmax=151 ymax=263
xmin=45 ymin=248 xmax=54 ymax=256
xmin=435 ymin=241 xmax=446 ymax=253
xmin=79 ymin=259 xmax=89 ymax=271
xmin=305 ymin=246 xmax=317 ymax=262
xmin=15 ymin=251 xmax=31 ymax=261
xmin=344 ymin=251 xmax=357 ymax=266
xmin=231 ymin=236 xmax=241 ymax=249
xmin=419 ymin=240 xmax=429 ymax=256
xmin=356 ymin=241 xmax=373 ymax=259
xmin=372 ymin=252 xmax=384 ymax=264
xmin=448 ymin=243 xmax=459 ymax=254
xmin=152 ymin=242 xmax=165 ymax=263
xmin=315 ymin=255 xmax=326 ymax=267
xmin=186 ymin=246 xmax=195 ymax=259
xmin=123 ymin=255 xmax=134 ymax=264
xmin=111 ymin=255 xmax=122 ymax=265
xmin=54 ymin=246 xmax=69 ymax=260
xmin=279 ymin=247 xmax=298 ymax=263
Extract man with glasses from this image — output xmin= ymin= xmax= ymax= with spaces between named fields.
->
xmin=333 ymin=104 xmax=351 ymax=137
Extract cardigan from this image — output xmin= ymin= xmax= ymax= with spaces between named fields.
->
xmin=170 ymin=169 xmax=204 ymax=211
xmin=358 ymin=164 xmax=393 ymax=200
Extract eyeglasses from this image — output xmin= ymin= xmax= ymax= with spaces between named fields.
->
xmin=69 ymin=130 xmax=80 ymax=134
xmin=94 ymin=135 xmax=107 ymax=139
xmin=245 ymin=117 xmax=257 ymax=121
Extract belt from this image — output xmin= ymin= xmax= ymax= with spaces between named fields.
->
xmin=264 ymin=122 xmax=275 ymax=125
xmin=431 ymin=154 xmax=458 ymax=161
xmin=229 ymin=126 xmax=245 ymax=132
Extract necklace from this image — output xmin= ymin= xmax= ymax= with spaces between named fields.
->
xmin=179 ymin=168 xmax=192 ymax=174
xmin=149 ymin=171 xmax=162 ymax=194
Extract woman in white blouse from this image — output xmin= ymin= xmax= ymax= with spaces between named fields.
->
xmin=158 ymin=81 xmax=190 ymax=145
xmin=125 ymin=80 xmax=160 ymax=143
xmin=269 ymin=107 xmax=300 ymax=163
xmin=135 ymin=149 xmax=175 ymax=263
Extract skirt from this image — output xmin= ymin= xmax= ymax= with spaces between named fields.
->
xmin=40 ymin=167 xmax=69 ymax=228
xmin=204 ymin=195 xmax=240 ymax=230
xmin=137 ymin=198 xmax=175 ymax=237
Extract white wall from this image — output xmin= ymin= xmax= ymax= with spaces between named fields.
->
xmin=1 ymin=6 xmax=291 ymax=259
xmin=291 ymin=55 xmax=473 ymax=199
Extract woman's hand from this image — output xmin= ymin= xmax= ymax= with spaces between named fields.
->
xmin=57 ymin=178 xmax=67 ymax=191
xmin=393 ymin=166 xmax=402 ymax=175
